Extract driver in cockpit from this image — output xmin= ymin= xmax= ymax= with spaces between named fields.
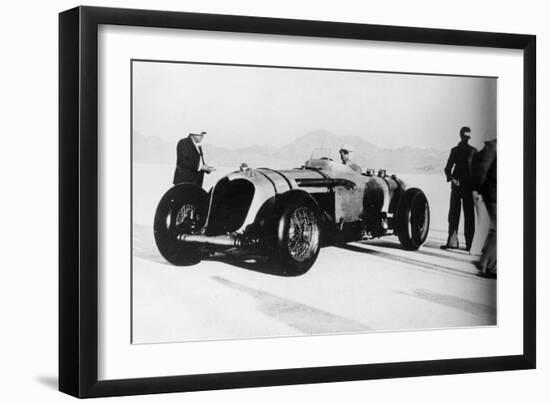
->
xmin=339 ymin=144 xmax=362 ymax=173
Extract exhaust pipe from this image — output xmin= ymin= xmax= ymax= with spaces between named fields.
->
xmin=178 ymin=234 xmax=238 ymax=247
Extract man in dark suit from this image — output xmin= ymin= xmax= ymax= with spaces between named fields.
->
xmin=173 ymin=131 xmax=215 ymax=187
xmin=441 ymin=126 xmax=477 ymax=251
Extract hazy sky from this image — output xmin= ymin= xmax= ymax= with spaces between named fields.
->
xmin=133 ymin=61 xmax=496 ymax=151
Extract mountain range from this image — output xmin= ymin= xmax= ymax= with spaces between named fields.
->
xmin=133 ymin=129 xmax=448 ymax=173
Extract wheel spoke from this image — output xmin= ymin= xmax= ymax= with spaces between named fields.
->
xmin=286 ymin=206 xmax=319 ymax=262
xmin=175 ymin=203 xmax=200 ymax=233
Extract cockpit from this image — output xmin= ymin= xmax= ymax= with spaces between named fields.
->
xmin=303 ymin=148 xmax=358 ymax=175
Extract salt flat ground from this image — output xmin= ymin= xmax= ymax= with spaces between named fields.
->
xmin=132 ymin=163 xmax=495 ymax=343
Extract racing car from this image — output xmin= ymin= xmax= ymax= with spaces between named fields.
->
xmin=154 ymin=150 xmax=430 ymax=275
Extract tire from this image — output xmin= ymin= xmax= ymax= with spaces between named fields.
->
xmin=396 ymin=187 xmax=430 ymax=250
xmin=271 ymin=197 xmax=321 ymax=276
xmin=153 ymin=183 xmax=209 ymax=265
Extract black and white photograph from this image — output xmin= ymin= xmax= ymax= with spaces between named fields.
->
xmin=131 ymin=60 xmax=498 ymax=344
xmin=1 ymin=0 xmax=546 ymax=401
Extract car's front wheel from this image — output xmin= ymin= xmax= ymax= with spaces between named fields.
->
xmin=396 ymin=187 xmax=430 ymax=250
xmin=271 ymin=198 xmax=321 ymax=276
xmin=154 ymin=183 xmax=209 ymax=265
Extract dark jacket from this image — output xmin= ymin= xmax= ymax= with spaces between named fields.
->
xmin=444 ymin=141 xmax=477 ymax=188
xmin=173 ymin=137 xmax=205 ymax=185
xmin=472 ymin=139 xmax=497 ymax=204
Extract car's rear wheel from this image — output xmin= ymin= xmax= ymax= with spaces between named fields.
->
xmin=271 ymin=198 xmax=321 ymax=276
xmin=396 ymin=187 xmax=430 ymax=250
xmin=154 ymin=184 xmax=209 ymax=265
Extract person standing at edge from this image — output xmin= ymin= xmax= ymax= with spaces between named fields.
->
xmin=173 ymin=131 xmax=215 ymax=187
xmin=339 ymin=144 xmax=362 ymax=173
xmin=441 ymin=126 xmax=477 ymax=251
xmin=472 ymin=138 xmax=497 ymax=276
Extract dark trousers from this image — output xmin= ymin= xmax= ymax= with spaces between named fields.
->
xmin=446 ymin=185 xmax=475 ymax=249
xmin=478 ymin=201 xmax=497 ymax=273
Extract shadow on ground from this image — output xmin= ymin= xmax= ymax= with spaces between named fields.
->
xmin=335 ymin=242 xmax=485 ymax=280
xmin=35 ymin=375 xmax=58 ymax=390
xmin=208 ymin=256 xmax=294 ymax=277
xmin=366 ymin=239 xmax=477 ymax=261
xmin=133 ymin=223 xmax=294 ymax=277
xmin=133 ymin=223 xmax=483 ymax=279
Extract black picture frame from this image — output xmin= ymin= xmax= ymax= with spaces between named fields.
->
xmin=59 ymin=5 xmax=536 ymax=398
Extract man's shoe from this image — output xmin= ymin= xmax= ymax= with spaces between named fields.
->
xmin=440 ymin=244 xmax=459 ymax=250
